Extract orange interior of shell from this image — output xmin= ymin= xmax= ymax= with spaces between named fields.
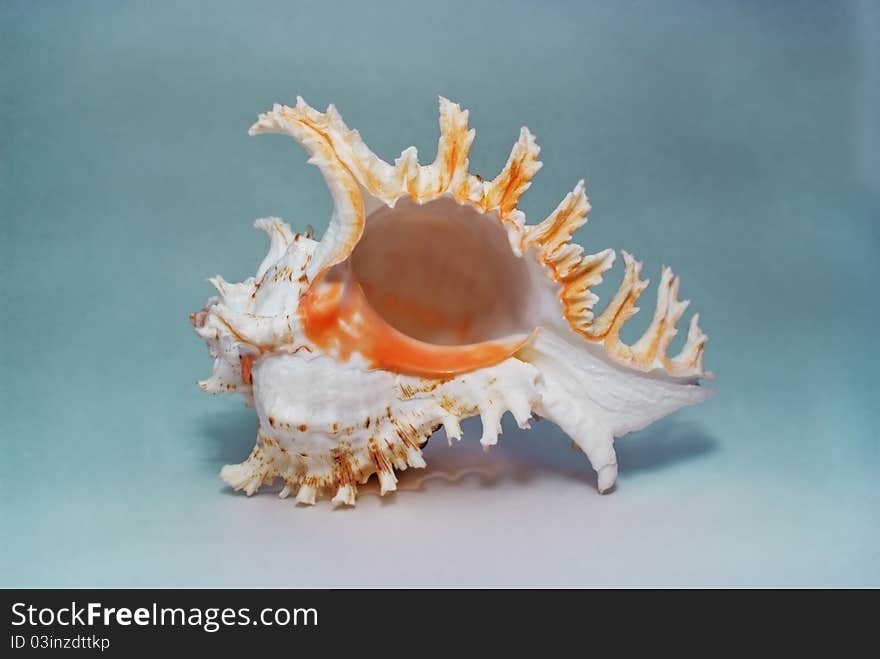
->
xmin=300 ymin=197 xmax=538 ymax=377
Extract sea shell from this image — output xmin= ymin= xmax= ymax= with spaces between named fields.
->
xmin=191 ymin=97 xmax=711 ymax=506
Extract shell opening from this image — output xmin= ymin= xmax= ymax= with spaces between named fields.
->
xmin=300 ymin=196 xmax=542 ymax=377
xmin=351 ymin=196 xmax=535 ymax=345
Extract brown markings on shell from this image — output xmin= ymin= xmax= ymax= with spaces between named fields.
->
xmin=190 ymin=307 xmax=209 ymax=329
xmin=398 ymin=379 xmax=446 ymax=399
xmin=239 ymin=355 xmax=253 ymax=385
xmin=368 ymin=438 xmax=393 ymax=479
xmin=242 ymin=416 xmax=434 ymax=501
xmin=437 ymin=395 xmax=471 ymax=417
xmin=331 ymin=445 xmax=358 ymax=491
xmin=302 ymin=474 xmax=321 ymax=490
xmin=393 ymin=423 xmax=422 ymax=450
xmin=384 ymin=437 xmax=409 ymax=467
xmin=231 ymin=441 xmax=278 ymax=490
xmin=398 ymin=384 xmax=417 ymax=399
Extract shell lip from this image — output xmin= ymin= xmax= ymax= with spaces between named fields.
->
xmin=300 ymin=268 xmax=536 ymax=378
xmin=368 ymin=328 xmax=537 ymax=378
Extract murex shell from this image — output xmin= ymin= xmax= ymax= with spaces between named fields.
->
xmin=191 ymin=97 xmax=711 ymax=506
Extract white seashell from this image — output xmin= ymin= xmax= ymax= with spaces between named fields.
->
xmin=192 ymin=97 xmax=711 ymax=506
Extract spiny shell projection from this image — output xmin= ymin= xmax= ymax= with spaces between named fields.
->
xmin=191 ymin=97 xmax=711 ymax=506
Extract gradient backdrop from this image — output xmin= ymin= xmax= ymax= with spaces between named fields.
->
xmin=2 ymin=1 xmax=878 ymax=586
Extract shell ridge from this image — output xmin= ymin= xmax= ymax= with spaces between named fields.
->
xmin=216 ymin=355 xmax=542 ymax=505
xmin=249 ymin=100 xmax=366 ymax=281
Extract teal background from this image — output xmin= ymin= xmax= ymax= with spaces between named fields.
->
xmin=1 ymin=1 xmax=877 ymax=586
